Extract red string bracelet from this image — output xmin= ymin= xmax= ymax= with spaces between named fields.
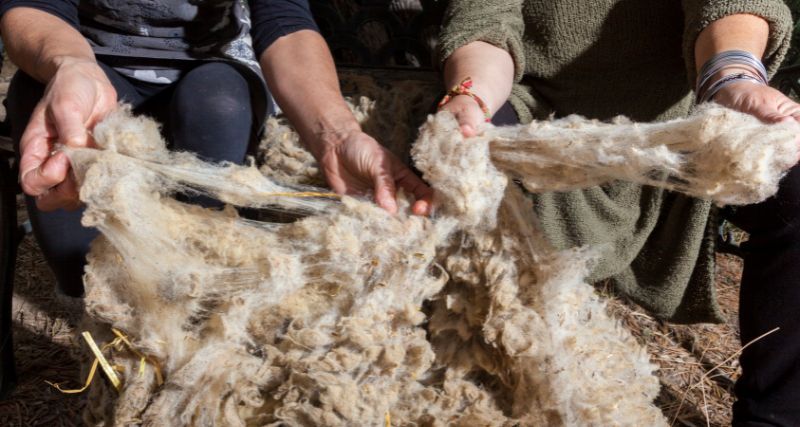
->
xmin=437 ymin=77 xmax=492 ymax=123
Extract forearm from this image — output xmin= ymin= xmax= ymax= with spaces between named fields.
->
xmin=443 ymin=41 xmax=515 ymax=115
xmin=694 ymin=14 xmax=769 ymax=78
xmin=259 ymin=30 xmax=358 ymax=160
xmin=0 ymin=7 xmax=95 ymax=83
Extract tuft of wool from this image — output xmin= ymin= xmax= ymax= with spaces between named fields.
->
xmin=67 ymin=103 xmax=794 ymax=426
xmin=482 ymin=104 xmax=798 ymax=205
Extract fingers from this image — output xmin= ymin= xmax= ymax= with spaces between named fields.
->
xmin=372 ymin=156 xmax=399 ymax=215
xmin=19 ymin=92 xmax=92 ymax=198
xmin=20 ymin=104 xmax=68 ymax=197
xmin=755 ymin=107 xmax=795 ymax=125
xmin=718 ymin=83 xmax=800 ymax=124
xmin=411 ymin=197 xmax=432 ymax=216
xmin=320 ymin=157 xmax=349 ymax=196
xmin=394 ymin=165 xmax=433 ymax=216
xmin=321 ymin=132 xmax=433 ymax=216
xmin=35 ymin=174 xmax=81 ymax=212
xmin=20 ymin=151 xmax=71 ymax=196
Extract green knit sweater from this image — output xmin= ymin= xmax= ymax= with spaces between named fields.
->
xmin=438 ymin=0 xmax=792 ymax=323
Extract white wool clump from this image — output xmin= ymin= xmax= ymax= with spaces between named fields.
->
xmin=66 ymin=104 xmax=795 ymax=426
xmin=411 ymin=112 xmax=508 ymax=229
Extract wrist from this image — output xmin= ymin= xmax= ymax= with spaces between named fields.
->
xmin=40 ymin=55 xmax=99 ymax=82
xmin=438 ymin=77 xmax=492 ymax=122
xmin=52 ymin=55 xmax=101 ymax=73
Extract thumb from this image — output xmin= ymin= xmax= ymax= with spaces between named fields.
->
xmin=454 ymin=109 xmax=482 ymax=138
xmin=50 ymin=103 xmax=91 ymax=148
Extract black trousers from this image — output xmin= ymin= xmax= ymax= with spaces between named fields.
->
xmin=492 ymin=103 xmax=800 ymax=426
xmin=7 ymin=61 xmax=256 ymax=297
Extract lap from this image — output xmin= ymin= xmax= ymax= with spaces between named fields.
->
xmin=7 ymin=60 xmax=256 ymax=146
xmin=726 ymin=163 xmax=800 ymax=247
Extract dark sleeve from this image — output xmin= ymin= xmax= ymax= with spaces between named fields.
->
xmin=438 ymin=0 xmax=526 ymax=82
xmin=248 ymin=0 xmax=320 ymax=58
xmin=0 ymin=0 xmax=79 ymax=29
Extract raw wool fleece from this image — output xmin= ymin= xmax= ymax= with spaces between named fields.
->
xmin=66 ymin=104 xmax=796 ymax=426
xmin=258 ymin=72 xmax=438 ymax=186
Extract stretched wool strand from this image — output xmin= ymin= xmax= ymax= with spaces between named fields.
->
xmin=483 ymin=104 xmax=798 ymax=205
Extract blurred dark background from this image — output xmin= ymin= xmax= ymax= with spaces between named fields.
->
xmin=308 ymin=0 xmax=446 ymax=69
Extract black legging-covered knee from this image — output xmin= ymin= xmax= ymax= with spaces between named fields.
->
xmin=168 ymin=62 xmax=253 ymax=164
xmin=729 ymin=164 xmax=800 ymax=427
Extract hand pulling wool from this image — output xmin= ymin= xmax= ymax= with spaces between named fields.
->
xmin=66 ymin=104 xmax=795 ymax=426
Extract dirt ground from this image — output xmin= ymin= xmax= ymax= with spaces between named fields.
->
xmin=0 ymin=58 xmax=747 ymax=426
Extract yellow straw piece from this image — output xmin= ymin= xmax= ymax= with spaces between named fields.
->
xmin=112 ymin=328 xmax=164 ymax=385
xmin=82 ymin=331 xmax=122 ymax=391
xmin=111 ymin=328 xmax=142 ymax=378
xmin=46 ymin=332 xmax=122 ymax=394
xmin=45 ymin=358 xmax=100 ymax=394
xmin=385 ymin=411 xmax=391 ymax=427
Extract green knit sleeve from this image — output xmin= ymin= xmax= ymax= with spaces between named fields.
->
xmin=682 ymin=0 xmax=793 ymax=84
xmin=437 ymin=0 xmax=526 ymax=81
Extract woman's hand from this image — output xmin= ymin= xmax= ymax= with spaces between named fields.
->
xmin=260 ymin=30 xmax=433 ymax=216
xmin=714 ymin=81 xmax=800 ymax=124
xmin=694 ymin=14 xmax=799 ymax=160
xmin=318 ymin=129 xmax=433 ymax=216
xmin=437 ymin=94 xmax=488 ymax=137
xmin=714 ymin=82 xmax=800 ymax=162
xmin=440 ymin=41 xmax=516 ymax=137
xmin=19 ymin=58 xmax=117 ymax=211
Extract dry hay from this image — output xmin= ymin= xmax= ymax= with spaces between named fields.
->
xmin=0 ymin=203 xmax=87 ymax=427
xmin=52 ymin=103 xmax=796 ymax=426
xmin=605 ymin=259 xmax=742 ymax=427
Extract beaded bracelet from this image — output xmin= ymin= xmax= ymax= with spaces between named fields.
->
xmin=438 ymin=77 xmax=492 ymax=123
xmin=696 ymin=50 xmax=767 ymax=104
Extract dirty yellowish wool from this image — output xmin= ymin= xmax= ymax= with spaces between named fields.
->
xmin=66 ymin=105 xmax=796 ymax=426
